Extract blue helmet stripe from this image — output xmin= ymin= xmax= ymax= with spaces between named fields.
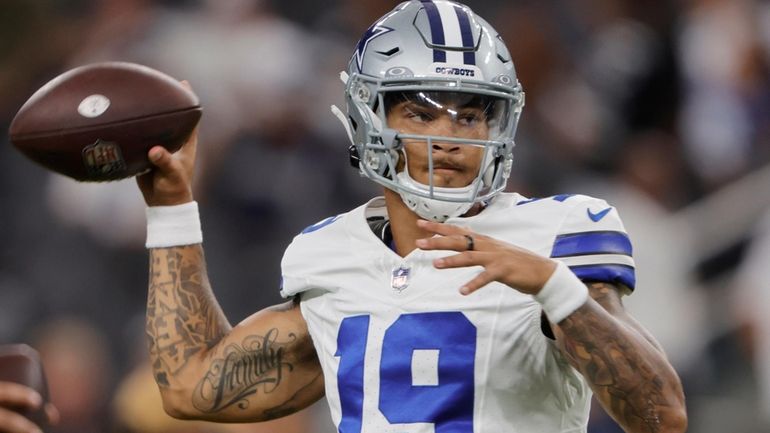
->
xmin=454 ymin=6 xmax=476 ymax=65
xmin=568 ymin=264 xmax=636 ymax=290
xmin=551 ymin=231 xmax=633 ymax=258
xmin=420 ymin=0 xmax=447 ymax=62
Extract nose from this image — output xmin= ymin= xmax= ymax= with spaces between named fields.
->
xmin=432 ymin=141 xmax=461 ymax=153
xmin=430 ymin=116 xmax=461 ymax=152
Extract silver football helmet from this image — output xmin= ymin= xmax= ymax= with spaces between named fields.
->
xmin=331 ymin=0 xmax=525 ymax=221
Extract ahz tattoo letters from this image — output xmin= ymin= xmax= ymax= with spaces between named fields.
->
xmin=146 ymin=247 xmax=229 ymax=388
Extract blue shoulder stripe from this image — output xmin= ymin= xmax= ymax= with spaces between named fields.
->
xmin=551 ymin=231 xmax=632 ymax=258
xmin=301 ymin=215 xmax=341 ymax=234
xmin=569 ymin=264 xmax=636 ymax=290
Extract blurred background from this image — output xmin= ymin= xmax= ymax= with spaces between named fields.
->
xmin=1 ymin=0 xmax=769 ymax=431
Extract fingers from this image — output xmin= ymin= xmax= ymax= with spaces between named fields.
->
xmin=416 ymin=220 xmax=482 ymax=253
xmin=432 ymin=252 xmax=496 ymax=295
xmin=0 ymin=382 xmax=44 ymax=433
xmin=0 ymin=407 xmax=43 ymax=433
xmin=176 ymin=80 xmax=199 ymax=160
xmin=459 ymin=270 xmax=497 ymax=295
xmin=417 ymin=219 xmax=556 ymax=296
xmin=416 ymin=220 xmax=490 ymax=295
xmin=434 ymin=252 xmax=482 ymax=269
xmin=44 ymin=403 xmax=59 ymax=426
xmin=147 ymin=79 xmax=197 ymax=173
xmin=179 ymin=126 xmax=198 ymax=162
xmin=0 ymin=382 xmax=41 ymax=409
xmin=417 ymin=219 xmax=467 ymax=236
xmin=416 ymin=234 xmax=474 ymax=252
xmin=137 ymin=79 xmax=198 ymax=206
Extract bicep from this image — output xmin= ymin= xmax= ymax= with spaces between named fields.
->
xmin=178 ymin=298 xmax=324 ymax=422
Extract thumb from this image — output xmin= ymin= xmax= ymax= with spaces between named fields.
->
xmin=148 ymin=146 xmax=174 ymax=171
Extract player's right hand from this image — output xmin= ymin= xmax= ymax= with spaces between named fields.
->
xmin=0 ymin=381 xmax=58 ymax=433
xmin=136 ymin=82 xmax=197 ymax=207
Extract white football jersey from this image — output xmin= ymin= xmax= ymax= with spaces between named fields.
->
xmin=281 ymin=193 xmax=635 ymax=433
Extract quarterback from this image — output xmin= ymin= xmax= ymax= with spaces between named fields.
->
xmin=138 ymin=1 xmax=686 ymax=432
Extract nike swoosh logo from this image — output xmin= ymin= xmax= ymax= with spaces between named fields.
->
xmin=587 ymin=207 xmax=613 ymax=222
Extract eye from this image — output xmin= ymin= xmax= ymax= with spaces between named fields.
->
xmin=404 ymin=106 xmax=434 ymax=123
xmin=456 ymin=110 xmax=485 ymax=127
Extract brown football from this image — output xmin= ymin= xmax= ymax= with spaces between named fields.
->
xmin=9 ymin=62 xmax=201 ymax=181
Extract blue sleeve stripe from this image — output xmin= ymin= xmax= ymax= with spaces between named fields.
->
xmin=551 ymin=231 xmax=632 ymax=258
xmin=569 ymin=264 xmax=636 ymax=290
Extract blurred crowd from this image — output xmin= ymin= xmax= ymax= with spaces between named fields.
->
xmin=1 ymin=0 xmax=769 ymax=431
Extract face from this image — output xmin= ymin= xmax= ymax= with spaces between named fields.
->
xmin=386 ymin=93 xmax=490 ymax=188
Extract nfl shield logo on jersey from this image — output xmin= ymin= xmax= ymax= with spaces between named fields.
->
xmin=391 ymin=266 xmax=411 ymax=292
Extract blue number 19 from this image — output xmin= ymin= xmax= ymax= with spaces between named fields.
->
xmin=336 ymin=312 xmax=477 ymax=433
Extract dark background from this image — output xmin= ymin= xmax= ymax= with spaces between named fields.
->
xmin=1 ymin=0 xmax=770 ymax=431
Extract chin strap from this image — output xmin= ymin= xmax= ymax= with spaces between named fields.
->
xmin=331 ymin=71 xmax=356 ymax=146
xmin=396 ymin=171 xmax=476 ymax=222
xmin=331 ymin=105 xmax=354 ymax=146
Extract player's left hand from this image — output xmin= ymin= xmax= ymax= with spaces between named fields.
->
xmin=416 ymin=219 xmax=557 ymax=296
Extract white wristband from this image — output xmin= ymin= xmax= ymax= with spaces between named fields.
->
xmin=534 ymin=261 xmax=589 ymax=324
xmin=145 ymin=201 xmax=203 ymax=248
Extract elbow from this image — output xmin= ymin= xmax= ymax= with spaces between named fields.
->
xmin=665 ymin=407 xmax=688 ymax=433
xmin=158 ymin=387 xmax=200 ymax=420
xmin=659 ymin=399 xmax=688 ymax=433
xmin=162 ymin=401 xmax=194 ymax=420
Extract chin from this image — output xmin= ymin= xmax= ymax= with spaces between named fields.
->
xmin=432 ymin=177 xmax=471 ymax=189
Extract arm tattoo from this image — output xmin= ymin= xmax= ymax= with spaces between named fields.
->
xmin=146 ymin=246 xmax=230 ymax=388
xmin=556 ymin=282 xmax=685 ymax=433
xmin=192 ymin=329 xmax=295 ymax=413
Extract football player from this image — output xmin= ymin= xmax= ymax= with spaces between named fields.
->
xmin=138 ymin=1 xmax=687 ymax=432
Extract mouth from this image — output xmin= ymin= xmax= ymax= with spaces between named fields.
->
xmin=431 ymin=159 xmax=464 ymax=173
xmin=429 ymin=161 xmax=469 ymax=187
xmin=433 ymin=166 xmax=461 ymax=174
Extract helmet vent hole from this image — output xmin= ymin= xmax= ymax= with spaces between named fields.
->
xmin=376 ymin=47 xmax=400 ymax=56
xmin=497 ymin=53 xmax=509 ymax=63
xmin=349 ymin=116 xmax=358 ymax=131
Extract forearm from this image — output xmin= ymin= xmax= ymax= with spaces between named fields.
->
xmin=554 ymin=295 xmax=687 ymax=433
xmin=146 ymin=245 xmax=231 ymax=394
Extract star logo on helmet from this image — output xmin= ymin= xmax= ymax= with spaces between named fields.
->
xmin=353 ymin=24 xmax=394 ymax=72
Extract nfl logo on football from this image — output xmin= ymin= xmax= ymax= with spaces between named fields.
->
xmin=391 ymin=266 xmax=411 ymax=292
xmin=82 ymin=139 xmax=126 ymax=176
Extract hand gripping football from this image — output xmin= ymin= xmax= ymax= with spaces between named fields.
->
xmin=0 ymin=344 xmax=50 ymax=428
xmin=9 ymin=62 xmax=202 ymax=181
